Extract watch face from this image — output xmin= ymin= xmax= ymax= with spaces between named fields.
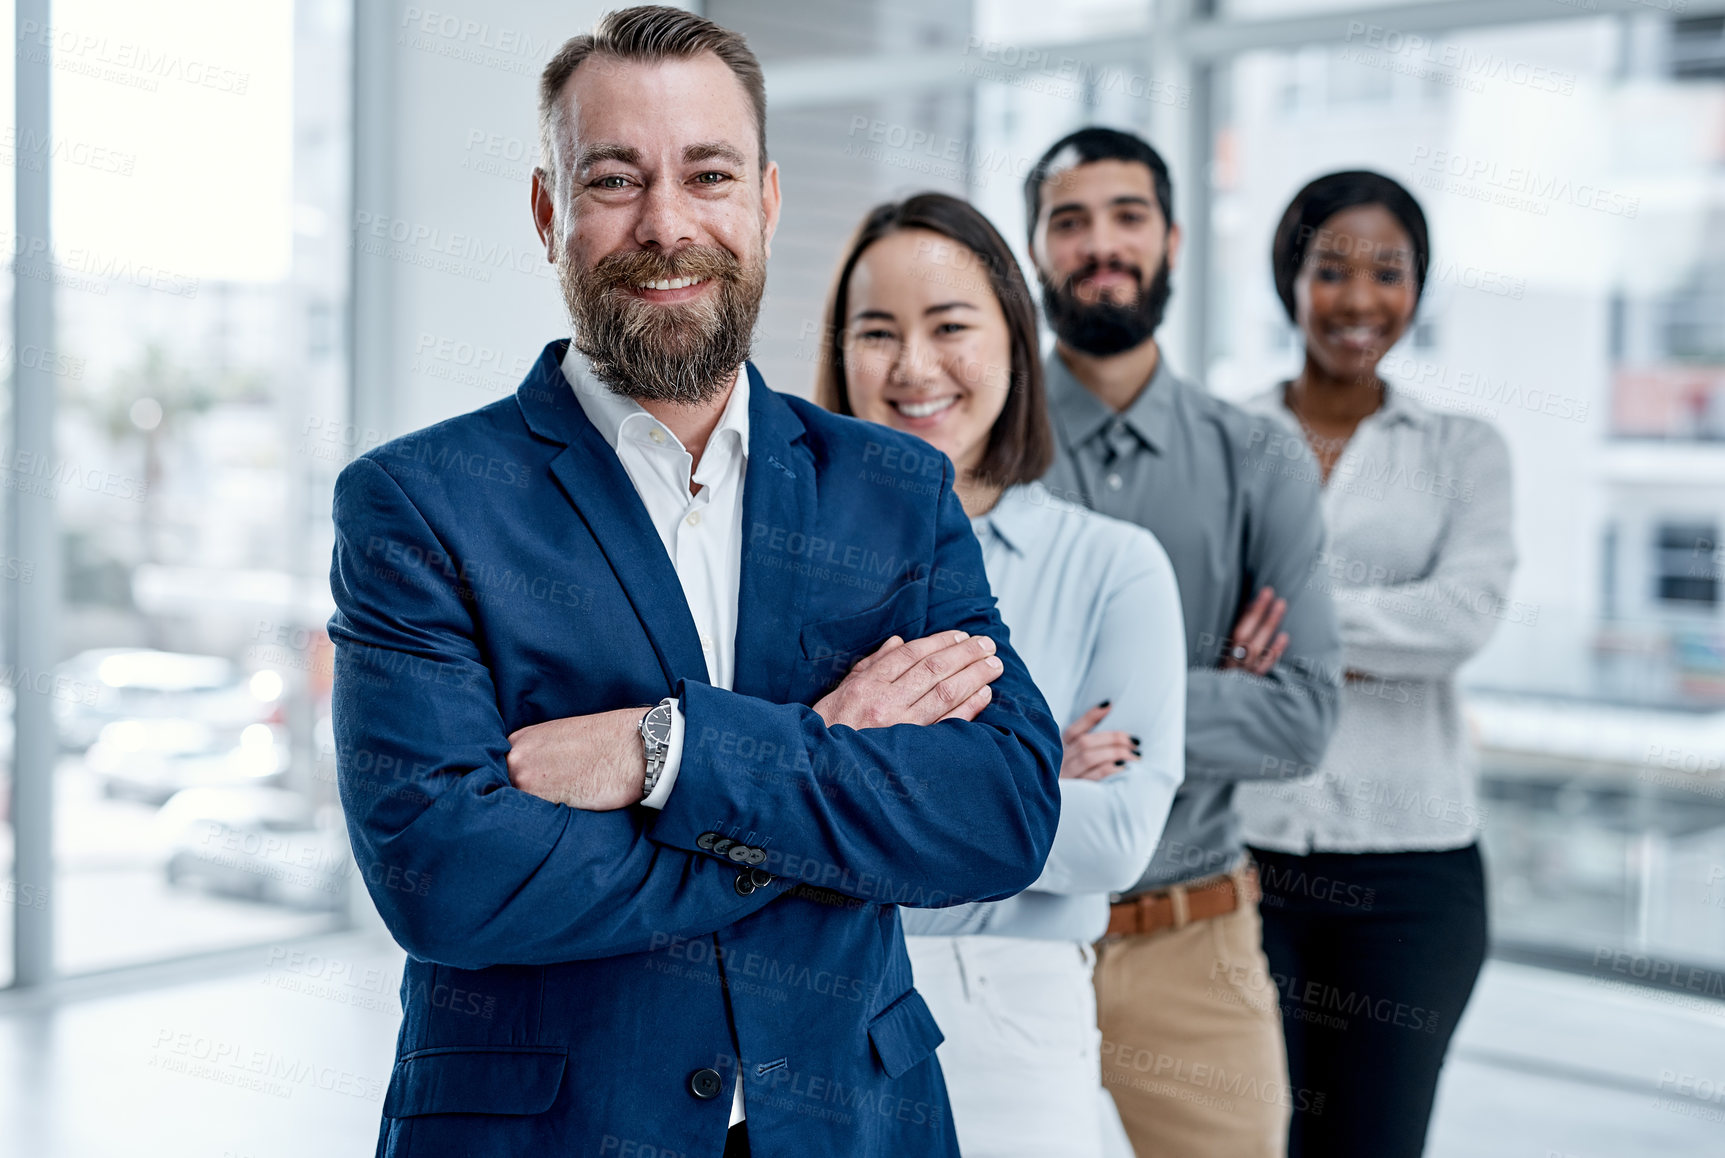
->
xmin=642 ymin=704 xmax=674 ymax=746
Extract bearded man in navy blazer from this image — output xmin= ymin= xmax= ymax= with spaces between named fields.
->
xmin=329 ymin=7 xmax=1062 ymax=1157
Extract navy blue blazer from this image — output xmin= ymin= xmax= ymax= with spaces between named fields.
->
xmin=328 ymin=341 xmax=1063 ymax=1157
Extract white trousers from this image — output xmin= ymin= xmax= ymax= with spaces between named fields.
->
xmin=905 ymin=935 xmax=1134 ymax=1158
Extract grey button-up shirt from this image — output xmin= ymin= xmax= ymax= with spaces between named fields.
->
xmin=1236 ymin=382 xmax=1517 ymax=853
xmin=1042 ymin=351 xmax=1342 ymax=891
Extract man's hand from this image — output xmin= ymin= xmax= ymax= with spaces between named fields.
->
xmin=813 ymin=630 xmax=1003 ymax=730
xmin=507 ymin=707 xmax=648 ymax=810
xmin=1220 ymin=586 xmax=1288 ymax=675
xmin=1060 ymin=701 xmax=1141 ymax=781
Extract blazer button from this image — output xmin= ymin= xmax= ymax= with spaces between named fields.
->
xmin=749 ymin=868 xmax=775 ymax=888
xmin=734 ymin=873 xmax=756 ymax=897
xmin=744 ymin=847 xmax=768 ymax=866
xmin=696 ymin=833 xmax=718 ymax=851
xmin=728 ymin=844 xmax=752 ymax=863
xmin=689 ymin=1068 xmax=724 ymax=1099
xmin=712 ymin=838 xmax=736 ymax=857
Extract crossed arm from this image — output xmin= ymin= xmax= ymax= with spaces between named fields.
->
xmin=330 ymin=456 xmax=1062 ymax=971
xmin=506 ymin=631 xmax=1009 ymax=809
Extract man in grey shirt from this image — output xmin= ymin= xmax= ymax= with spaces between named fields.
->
xmin=1025 ymin=127 xmax=1341 ymax=1157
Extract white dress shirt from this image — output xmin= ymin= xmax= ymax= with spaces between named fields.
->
xmin=561 ymin=344 xmax=750 ymax=1123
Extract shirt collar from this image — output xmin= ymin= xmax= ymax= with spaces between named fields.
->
xmin=1045 ymin=347 xmax=1178 ymax=456
xmin=972 ymin=482 xmax=1052 ymax=557
xmin=1264 ymin=378 xmax=1429 ymax=431
xmin=1375 ymin=380 xmax=1428 ymax=429
xmin=561 ymin=343 xmax=751 ymax=466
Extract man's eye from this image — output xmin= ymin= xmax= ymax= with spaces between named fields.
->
xmin=1117 ymin=212 xmax=1146 ymax=226
xmin=692 ymin=171 xmax=733 ymax=186
xmin=591 ymin=175 xmax=632 ymax=190
xmin=1051 ymin=217 xmax=1080 ymax=232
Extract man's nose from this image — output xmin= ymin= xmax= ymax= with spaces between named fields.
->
xmin=634 ymin=179 xmax=699 ymax=251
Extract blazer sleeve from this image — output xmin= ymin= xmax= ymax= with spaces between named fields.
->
xmin=328 ymin=456 xmax=783 ymax=971
xmin=649 ymin=460 xmax=1065 ymax=908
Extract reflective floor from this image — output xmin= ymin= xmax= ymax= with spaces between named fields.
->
xmin=0 ymin=934 xmax=1720 ymax=1157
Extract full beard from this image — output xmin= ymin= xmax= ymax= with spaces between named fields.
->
xmin=561 ymin=242 xmax=766 ymax=405
xmin=1040 ymin=255 xmax=1173 ymax=357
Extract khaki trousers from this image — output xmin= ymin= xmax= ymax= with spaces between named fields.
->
xmin=1095 ymin=880 xmax=1292 ymax=1158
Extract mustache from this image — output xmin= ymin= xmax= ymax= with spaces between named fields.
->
xmin=581 ymin=245 xmax=743 ymax=291
xmin=1060 ymin=258 xmax=1145 ymax=295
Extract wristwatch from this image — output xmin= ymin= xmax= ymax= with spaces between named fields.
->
xmin=639 ymin=697 xmax=677 ymax=800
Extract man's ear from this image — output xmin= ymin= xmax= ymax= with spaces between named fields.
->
xmin=760 ymin=159 xmax=782 ymax=261
xmin=531 ymin=168 xmax=557 ymax=261
xmin=1164 ymin=222 xmax=1184 ymax=275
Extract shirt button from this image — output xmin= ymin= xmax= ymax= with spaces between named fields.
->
xmin=649 ymin=428 xmax=666 ymax=444
xmin=686 ymin=510 xmax=702 ymax=527
xmin=1107 ymin=473 xmax=1124 ymax=491
xmin=700 ymin=634 xmax=713 ymax=650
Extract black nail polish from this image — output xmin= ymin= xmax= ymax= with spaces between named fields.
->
xmin=1130 ymin=735 xmax=1141 ymax=745
xmin=1099 ymin=700 xmax=1111 ymax=709
xmin=1114 ymin=759 xmax=1126 ymax=767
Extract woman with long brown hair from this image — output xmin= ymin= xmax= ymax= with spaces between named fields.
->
xmin=818 ymin=192 xmax=1186 ymax=1157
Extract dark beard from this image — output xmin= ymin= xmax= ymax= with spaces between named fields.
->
xmin=561 ymin=242 xmax=766 ymax=405
xmin=1040 ymin=255 xmax=1173 ymax=357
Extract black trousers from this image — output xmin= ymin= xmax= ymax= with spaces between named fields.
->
xmin=721 ymin=1122 xmax=749 ymax=1158
xmin=1249 ymin=844 xmax=1488 ymax=1158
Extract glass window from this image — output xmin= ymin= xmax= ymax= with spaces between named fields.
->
xmin=41 ymin=0 xmax=350 ymax=975
xmin=0 ymin=0 xmax=15 ymax=988
xmin=1207 ymin=13 xmax=1725 ymax=973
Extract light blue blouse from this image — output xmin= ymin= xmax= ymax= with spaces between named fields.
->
xmin=901 ymin=481 xmax=1186 ymax=942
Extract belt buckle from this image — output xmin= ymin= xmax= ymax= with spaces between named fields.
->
xmin=1167 ymin=883 xmax=1191 ymax=930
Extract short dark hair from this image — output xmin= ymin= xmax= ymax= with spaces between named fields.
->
xmin=538 ymin=6 xmax=767 ymax=189
xmin=816 ymin=193 xmax=1053 ymax=491
xmin=1023 ymin=127 xmax=1175 ymax=239
xmin=1271 ymin=170 xmax=1430 ymax=322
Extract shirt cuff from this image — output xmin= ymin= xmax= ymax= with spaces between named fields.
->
xmin=640 ymin=701 xmax=685 ymax=810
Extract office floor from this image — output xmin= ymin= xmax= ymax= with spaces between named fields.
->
xmin=0 ymin=936 xmax=1720 ymax=1157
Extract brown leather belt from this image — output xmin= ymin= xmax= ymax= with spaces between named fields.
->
xmin=1105 ymin=865 xmax=1260 ymax=938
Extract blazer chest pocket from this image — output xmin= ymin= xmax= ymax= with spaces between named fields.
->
xmin=799 ymin=578 xmax=930 ymax=681
xmin=384 ymin=1045 xmax=567 ymax=1118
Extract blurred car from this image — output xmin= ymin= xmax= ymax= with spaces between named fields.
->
xmin=54 ymin=648 xmax=282 ymax=752
xmin=85 ymin=716 xmax=289 ymax=804
xmin=159 ymin=786 xmax=351 ymax=911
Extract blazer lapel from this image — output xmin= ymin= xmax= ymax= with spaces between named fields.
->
xmin=518 ymin=341 xmax=710 ymax=695
xmin=734 ymin=363 xmax=815 ymax=705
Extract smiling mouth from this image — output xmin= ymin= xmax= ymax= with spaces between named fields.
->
xmin=1328 ymin=324 xmax=1386 ymax=348
xmin=637 ymin=276 xmax=709 ymax=291
xmin=891 ymin=396 xmax=958 ymax=419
